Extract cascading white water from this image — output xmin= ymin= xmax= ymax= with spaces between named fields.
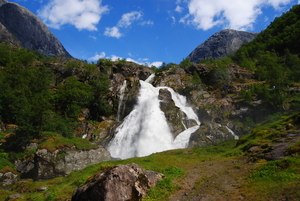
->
xmin=225 ymin=126 xmax=239 ymax=140
xmin=107 ymin=75 xmax=200 ymax=159
xmin=116 ymin=80 xmax=127 ymax=122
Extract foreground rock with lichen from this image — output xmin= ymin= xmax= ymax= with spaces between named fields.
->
xmin=72 ymin=163 xmax=164 ymax=201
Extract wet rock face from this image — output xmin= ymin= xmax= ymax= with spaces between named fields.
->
xmin=159 ymin=88 xmax=197 ymax=137
xmin=188 ymin=29 xmax=258 ymax=63
xmin=101 ymin=62 xmax=153 ymax=121
xmin=0 ymin=2 xmax=72 ymax=57
xmin=188 ymin=122 xmax=237 ymax=147
xmin=72 ymin=163 xmax=164 ymax=201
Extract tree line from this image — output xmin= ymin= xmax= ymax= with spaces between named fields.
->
xmin=0 ymin=43 xmax=111 ymax=149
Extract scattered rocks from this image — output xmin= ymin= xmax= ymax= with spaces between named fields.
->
xmin=0 ymin=171 xmax=19 ymax=186
xmin=5 ymin=193 xmax=24 ymax=201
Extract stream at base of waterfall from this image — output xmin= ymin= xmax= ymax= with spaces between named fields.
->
xmin=107 ymin=74 xmax=200 ymax=159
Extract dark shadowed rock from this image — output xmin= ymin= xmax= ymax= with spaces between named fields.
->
xmin=0 ymin=22 xmax=21 ymax=46
xmin=0 ymin=0 xmax=7 ymax=6
xmin=0 ymin=1 xmax=72 ymax=57
xmin=72 ymin=163 xmax=164 ymax=201
xmin=5 ymin=193 xmax=24 ymax=201
xmin=188 ymin=29 xmax=258 ymax=63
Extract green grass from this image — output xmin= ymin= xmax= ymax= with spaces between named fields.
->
xmin=2 ymin=112 xmax=300 ymax=200
xmin=1 ymin=142 xmax=237 ymax=201
xmin=39 ymin=136 xmax=98 ymax=152
xmin=242 ymin=156 xmax=300 ymax=200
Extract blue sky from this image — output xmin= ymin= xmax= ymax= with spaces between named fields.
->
xmin=8 ymin=0 xmax=300 ymax=66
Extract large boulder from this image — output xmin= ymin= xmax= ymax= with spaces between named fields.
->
xmin=72 ymin=163 xmax=164 ymax=201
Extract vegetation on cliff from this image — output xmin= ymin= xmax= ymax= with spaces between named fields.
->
xmin=0 ymin=43 xmax=111 ymax=155
xmin=230 ymin=4 xmax=300 ymax=110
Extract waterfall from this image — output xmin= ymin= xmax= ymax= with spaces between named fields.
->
xmin=225 ymin=126 xmax=239 ymax=140
xmin=116 ymin=80 xmax=127 ymax=122
xmin=107 ymin=75 xmax=200 ymax=159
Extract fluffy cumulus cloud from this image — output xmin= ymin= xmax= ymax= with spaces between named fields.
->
xmin=88 ymin=52 xmax=162 ymax=67
xmin=38 ymin=0 xmax=109 ymax=31
xmin=104 ymin=26 xmax=122 ymax=38
xmin=180 ymin=0 xmax=294 ymax=30
xmin=117 ymin=11 xmax=142 ymax=27
xmin=175 ymin=5 xmax=184 ymax=13
xmin=89 ymin=52 xmax=106 ymax=61
xmin=104 ymin=11 xmax=153 ymax=38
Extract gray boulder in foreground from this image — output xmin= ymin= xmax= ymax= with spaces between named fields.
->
xmin=72 ymin=163 xmax=164 ymax=201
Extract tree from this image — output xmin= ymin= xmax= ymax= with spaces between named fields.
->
xmin=179 ymin=58 xmax=192 ymax=69
xmin=56 ymin=77 xmax=93 ymax=118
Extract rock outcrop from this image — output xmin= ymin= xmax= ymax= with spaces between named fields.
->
xmin=188 ymin=29 xmax=258 ymax=63
xmin=72 ymin=163 xmax=164 ymax=201
xmin=159 ymin=88 xmax=197 ymax=137
xmin=188 ymin=122 xmax=237 ymax=147
xmin=14 ymin=145 xmax=111 ymax=180
xmin=0 ymin=169 xmax=19 ymax=186
xmin=100 ymin=62 xmax=153 ymax=121
xmin=0 ymin=1 xmax=72 ymax=57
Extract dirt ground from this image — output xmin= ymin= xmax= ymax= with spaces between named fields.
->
xmin=168 ymin=158 xmax=253 ymax=201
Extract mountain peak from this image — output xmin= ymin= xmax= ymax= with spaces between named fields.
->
xmin=188 ymin=29 xmax=258 ymax=63
xmin=0 ymin=1 xmax=72 ymax=58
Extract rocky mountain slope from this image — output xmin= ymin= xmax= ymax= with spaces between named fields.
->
xmin=188 ymin=29 xmax=258 ymax=63
xmin=0 ymin=0 xmax=72 ymax=58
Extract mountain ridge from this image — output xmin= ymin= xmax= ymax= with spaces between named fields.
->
xmin=0 ymin=0 xmax=72 ymax=58
xmin=188 ymin=29 xmax=258 ymax=63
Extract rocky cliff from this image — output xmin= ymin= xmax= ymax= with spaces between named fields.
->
xmin=188 ymin=29 xmax=258 ymax=63
xmin=13 ymin=143 xmax=111 ymax=180
xmin=0 ymin=0 xmax=72 ymax=57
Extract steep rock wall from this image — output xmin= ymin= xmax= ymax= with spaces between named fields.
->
xmin=0 ymin=1 xmax=72 ymax=57
xmin=188 ymin=29 xmax=258 ymax=63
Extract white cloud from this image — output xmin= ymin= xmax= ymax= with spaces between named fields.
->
xmin=89 ymin=35 xmax=97 ymax=40
xmin=181 ymin=0 xmax=294 ymax=31
xmin=89 ymin=52 xmax=106 ymax=61
xmin=175 ymin=5 xmax=184 ymax=13
xmin=139 ymin=20 xmax=154 ymax=26
xmin=104 ymin=26 xmax=122 ymax=38
xmin=89 ymin=53 xmax=162 ymax=67
xmin=38 ymin=0 xmax=109 ymax=31
xmin=104 ymin=11 xmax=152 ymax=38
xmin=118 ymin=11 xmax=142 ymax=28
xmin=267 ymin=0 xmax=294 ymax=9
xmin=149 ymin=61 xmax=163 ymax=67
